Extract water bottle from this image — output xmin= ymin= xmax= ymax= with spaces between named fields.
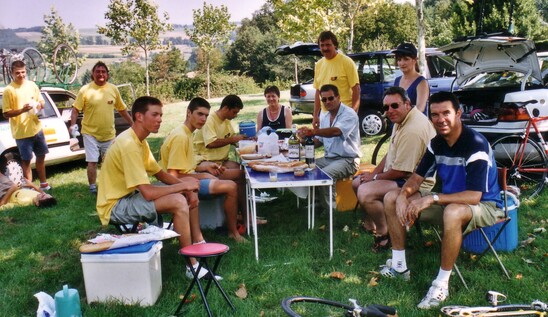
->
xmin=54 ymin=285 xmax=82 ymax=317
xmin=257 ymin=127 xmax=271 ymax=155
xmin=71 ymin=124 xmax=80 ymax=138
xmin=267 ymin=129 xmax=280 ymax=156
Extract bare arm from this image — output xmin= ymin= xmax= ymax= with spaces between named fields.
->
xmin=206 ymin=135 xmax=245 ymax=149
xmin=3 ymin=105 xmax=32 ymax=118
xmin=118 ymin=109 xmax=134 ymax=126
xmin=284 ymin=106 xmax=293 ymax=129
xmin=313 ymin=127 xmax=342 ymax=138
xmin=312 ymin=90 xmax=321 ymax=128
xmin=414 ymin=80 xmax=430 ymax=113
xmin=256 ymin=110 xmax=263 ymax=133
xmin=351 ymin=84 xmax=361 ymax=112
xmin=0 ymin=184 xmax=19 ymax=206
xmin=69 ymin=107 xmax=79 ymax=127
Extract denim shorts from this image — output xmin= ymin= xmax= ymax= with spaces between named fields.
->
xmin=15 ymin=130 xmax=49 ymax=161
xmin=198 ymin=178 xmax=212 ymax=199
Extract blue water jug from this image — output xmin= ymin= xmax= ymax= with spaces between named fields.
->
xmin=54 ymin=285 xmax=82 ymax=317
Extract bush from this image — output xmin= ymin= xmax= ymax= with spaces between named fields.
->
xmin=207 ymin=72 xmax=260 ymax=97
xmin=173 ymin=77 xmax=205 ymax=101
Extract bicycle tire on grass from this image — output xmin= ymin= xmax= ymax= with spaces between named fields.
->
xmin=281 ymin=296 xmax=396 ymax=317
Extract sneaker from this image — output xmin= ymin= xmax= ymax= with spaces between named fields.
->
xmin=186 ymin=263 xmax=223 ymax=281
xmin=379 ymin=259 xmax=410 ymax=281
xmin=40 ymin=183 xmax=52 ymax=191
xmin=89 ymin=185 xmax=97 ymax=194
xmin=417 ymin=280 xmax=449 ymax=309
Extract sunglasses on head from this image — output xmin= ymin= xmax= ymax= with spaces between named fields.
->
xmin=321 ymin=96 xmax=336 ymax=103
xmin=383 ymin=102 xmax=401 ymax=112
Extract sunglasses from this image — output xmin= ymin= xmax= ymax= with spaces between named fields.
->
xmin=383 ymin=102 xmax=401 ymax=112
xmin=321 ymin=96 xmax=336 ymax=103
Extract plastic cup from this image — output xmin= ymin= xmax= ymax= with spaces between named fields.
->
xmin=269 ymin=171 xmax=278 ymax=182
xmin=294 ymin=167 xmax=305 ymax=177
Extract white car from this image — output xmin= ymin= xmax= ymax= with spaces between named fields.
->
xmin=0 ymin=86 xmax=85 ymax=183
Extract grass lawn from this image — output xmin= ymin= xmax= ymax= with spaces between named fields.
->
xmin=0 ymin=94 xmax=546 ymax=316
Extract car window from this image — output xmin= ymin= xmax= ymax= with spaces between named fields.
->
xmin=48 ymin=92 xmax=75 ymax=109
xmin=427 ymin=55 xmax=455 ymax=78
xmin=464 ymin=71 xmax=542 ymax=88
xmin=40 ymin=93 xmax=58 ymax=119
xmin=0 ymin=95 xmax=6 ymax=123
xmin=354 ymin=55 xmax=400 ymax=83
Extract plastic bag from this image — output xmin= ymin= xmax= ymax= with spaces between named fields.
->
xmin=35 ymin=291 xmax=56 ymax=317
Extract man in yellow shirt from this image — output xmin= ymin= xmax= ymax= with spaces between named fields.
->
xmin=97 ymin=96 xmax=212 ymax=279
xmin=160 ymin=97 xmax=246 ymax=242
xmin=312 ymin=31 xmax=360 ymax=128
xmin=2 ymin=60 xmax=50 ymax=190
xmin=71 ymin=61 xmax=133 ymax=194
xmin=194 ymin=95 xmax=252 ymax=225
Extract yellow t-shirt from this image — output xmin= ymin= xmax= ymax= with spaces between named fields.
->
xmin=160 ymin=125 xmax=196 ymax=174
xmin=74 ymin=82 xmax=127 ymax=141
xmin=193 ymin=112 xmax=235 ymax=162
xmin=2 ymin=80 xmax=44 ymax=139
xmin=96 ymin=128 xmax=162 ymax=225
xmin=313 ymin=53 xmax=360 ymax=111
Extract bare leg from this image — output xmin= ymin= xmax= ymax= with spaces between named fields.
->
xmin=35 ymin=155 xmax=47 ymax=184
xmin=209 ymin=179 xmax=246 ymax=242
xmin=440 ymin=204 xmax=472 ymax=270
xmin=21 ymin=159 xmax=32 ymax=182
xmin=87 ymin=162 xmax=98 ymax=186
xmin=219 ymin=161 xmax=247 ymax=221
xmin=356 ymin=180 xmax=399 ymax=237
xmin=189 ymin=206 xmax=205 ymax=244
xmin=383 ymin=189 xmax=408 ymax=250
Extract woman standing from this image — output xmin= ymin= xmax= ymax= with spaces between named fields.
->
xmin=256 ymin=85 xmax=293 ymax=132
xmin=393 ymin=43 xmax=430 ymax=114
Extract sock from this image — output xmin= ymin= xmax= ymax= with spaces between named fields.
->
xmin=40 ymin=182 xmax=49 ymax=188
xmin=435 ymin=268 xmax=452 ymax=285
xmin=89 ymin=184 xmax=97 ymax=189
xmin=392 ymin=249 xmax=407 ymax=272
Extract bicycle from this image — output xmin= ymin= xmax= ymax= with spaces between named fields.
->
xmin=441 ymin=291 xmax=547 ymax=316
xmin=0 ymin=47 xmax=47 ymax=85
xmin=281 ymin=296 xmax=397 ymax=317
xmin=52 ymin=43 xmax=78 ymax=84
xmin=490 ymin=99 xmax=548 ymax=199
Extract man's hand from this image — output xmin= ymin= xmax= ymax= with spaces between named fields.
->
xmin=355 ymin=171 xmax=374 ymax=184
xmin=203 ymin=162 xmax=224 ymax=176
xmin=311 ymin=116 xmax=319 ymax=129
xmin=230 ymin=134 xmax=246 ymax=144
xmin=178 ymin=177 xmax=200 ymax=192
xmin=184 ymin=191 xmax=199 ymax=209
xmin=401 ymin=195 xmax=433 ymax=228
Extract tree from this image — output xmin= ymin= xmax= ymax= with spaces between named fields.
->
xmin=186 ymin=2 xmax=234 ymax=99
xmin=37 ymin=7 xmax=80 ymax=77
xmin=335 ymin=0 xmax=370 ymax=53
xmin=98 ymin=0 xmax=173 ymax=95
xmin=268 ymin=0 xmax=347 ymax=45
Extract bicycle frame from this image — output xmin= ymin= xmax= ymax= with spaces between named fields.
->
xmin=512 ymin=111 xmax=548 ymax=175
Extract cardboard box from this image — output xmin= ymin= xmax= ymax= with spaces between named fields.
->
xmin=80 ymin=241 xmax=162 ymax=306
xmin=462 ymin=207 xmax=518 ymax=253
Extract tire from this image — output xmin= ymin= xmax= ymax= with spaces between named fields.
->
xmin=491 ymin=135 xmax=548 ymax=199
xmin=1 ymin=152 xmax=25 ymax=186
xmin=21 ymin=47 xmax=47 ymax=83
xmin=371 ymin=132 xmax=391 ymax=165
xmin=281 ymin=296 xmax=354 ymax=316
xmin=53 ymin=44 xmax=78 ymax=84
xmin=359 ymin=110 xmax=386 ymax=136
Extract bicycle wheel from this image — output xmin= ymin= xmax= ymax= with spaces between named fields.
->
xmin=53 ymin=44 xmax=78 ymax=84
xmin=21 ymin=47 xmax=47 ymax=83
xmin=371 ymin=132 xmax=391 ymax=165
xmin=491 ymin=135 xmax=548 ymax=199
xmin=282 ymin=296 xmax=356 ymax=316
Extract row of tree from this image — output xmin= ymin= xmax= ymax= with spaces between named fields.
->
xmin=34 ymin=0 xmax=548 ymax=100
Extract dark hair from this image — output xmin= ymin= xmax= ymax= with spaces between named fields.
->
xmin=428 ymin=91 xmax=460 ymax=116
xmin=220 ymin=95 xmax=243 ymax=110
xmin=38 ymin=196 xmax=57 ymax=208
xmin=132 ymin=96 xmax=163 ymax=121
xmin=264 ymin=85 xmax=280 ymax=97
xmin=188 ymin=97 xmax=211 ymax=112
xmin=92 ymin=61 xmax=109 ymax=74
xmin=318 ymin=31 xmax=338 ymax=49
xmin=383 ymin=86 xmax=409 ymax=102
xmin=11 ymin=60 xmax=26 ymax=70
xmin=320 ymin=84 xmax=339 ymax=96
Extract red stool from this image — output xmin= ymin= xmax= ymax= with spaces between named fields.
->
xmin=174 ymin=243 xmax=235 ymax=317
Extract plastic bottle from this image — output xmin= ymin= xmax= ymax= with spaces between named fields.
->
xmin=267 ymin=129 xmax=280 ymax=156
xmin=71 ymin=124 xmax=81 ymax=138
xmin=288 ymin=124 xmax=300 ymax=161
xmin=257 ymin=128 xmax=270 ymax=155
xmin=305 ymin=130 xmax=315 ymax=168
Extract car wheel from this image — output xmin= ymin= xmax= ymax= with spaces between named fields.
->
xmin=359 ymin=110 xmax=386 ymax=136
xmin=1 ymin=152 xmax=25 ymax=186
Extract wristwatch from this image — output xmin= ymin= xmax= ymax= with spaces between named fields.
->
xmin=432 ymin=193 xmax=440 ymax=204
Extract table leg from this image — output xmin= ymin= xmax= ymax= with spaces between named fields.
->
xmin=311 ymin=186 xmax=316 ymax=229
xmin=329 ymin=185 xmax=333 ymax=259
xmin=245 ymin=181 xmax=251 ymax=236
xmin=307 ymin=186 xmax=311 ymax=229
xmin=251 ymin=188 xmax=259 ymax=261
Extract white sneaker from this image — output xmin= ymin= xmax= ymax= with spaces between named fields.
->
xmin=379 ymin=259 xmax=410 ymax=281
xmin=185 ymin=263 xmax=223 ymax=280
xmin=417 ymin=280 xmax=449 ymax=309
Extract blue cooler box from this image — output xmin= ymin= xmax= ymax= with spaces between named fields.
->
xmin=462 ymin=200 xmax=518 ymax=253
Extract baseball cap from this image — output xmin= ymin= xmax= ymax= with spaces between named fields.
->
xmin=393 ymin=43 xmax=417 ymax=57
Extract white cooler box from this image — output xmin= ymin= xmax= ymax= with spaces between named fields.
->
xmin=80 ymin=241 xmax=162 ymax=306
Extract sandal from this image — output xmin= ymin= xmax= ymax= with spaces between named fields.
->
xmin=372 ymin=234 xmax=390 ymax=253
xmin=360 ymin=223 xmax=376 ymax=235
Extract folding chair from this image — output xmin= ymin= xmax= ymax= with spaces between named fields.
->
xmin=425 ymin=167 xmax=514 ymax=289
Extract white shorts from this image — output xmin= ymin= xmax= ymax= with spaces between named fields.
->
xmin=83 ymin=134 xmax=113 ymax=163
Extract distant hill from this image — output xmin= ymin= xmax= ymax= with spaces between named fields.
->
xmin=0 ymin=28 xmax=37 ymax=50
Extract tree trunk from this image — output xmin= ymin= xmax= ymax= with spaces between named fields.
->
xmin=416 ymin=0 xmax=427 ymax=76
xmin=206 ymin=56 xmax=211 ymax=99
xmin=348 ymin=18 xmax=354 ymax=53
xmin=145 ymin=48 xmax=150 ymax=96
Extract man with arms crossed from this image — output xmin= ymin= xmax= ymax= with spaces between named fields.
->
xmin=97 ymin=96 xmax=212 ymax=279
xmin=299 ymin=84 xmax=361 ymax=210
xmin=3 ymin=60 xmax=50 ymax=190
xmin=70 ymin=61 xmax=133 ymax=194
xmin=160 ymin=97 xmax=246 ymax=242
xmin=352 ymin=86 xmax=435 ymax=252
xmin=312 ymin=31 xmax=360 ymax=128
xmin=379 ymin=92 xmax=503 ymax=309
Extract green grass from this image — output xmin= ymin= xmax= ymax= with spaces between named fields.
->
xmin=0 ymin=94 xmax=546 ymax=316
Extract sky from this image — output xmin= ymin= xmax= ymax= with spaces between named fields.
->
xmin=0 ymin=0 xmax=268 ymax=29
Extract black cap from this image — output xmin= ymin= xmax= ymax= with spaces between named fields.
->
xmin=393 ymin=43 xmax=417 ymax=57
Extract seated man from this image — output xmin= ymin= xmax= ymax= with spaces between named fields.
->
xmin=0 ymin=173 xmax=56 ymax=209
xmin=160 ymin=97 xmax=246 ymax=242
xmin=379 ymin=92 xmax=503 ymax=309
xmin=299 ymin=84 xmax=361 ymax=210
xmin=96 ymin=96 xmax=210 ymax=279
xmin=194 ymin=95 xmax=255 ymax=225
xmin=352 ymin=87 xmax=435 ymax=251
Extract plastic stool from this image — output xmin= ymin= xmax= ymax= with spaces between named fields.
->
xmin=174 ymin=243 xmax=235 ymax=317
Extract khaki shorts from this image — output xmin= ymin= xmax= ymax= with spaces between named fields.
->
xmin=83 ymin=133 xmax=113 ymax=163
xmin=418 ymin=191 xmax=504 ymax=234
xmin=110 ymin=191 xmax=158 ymax=225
